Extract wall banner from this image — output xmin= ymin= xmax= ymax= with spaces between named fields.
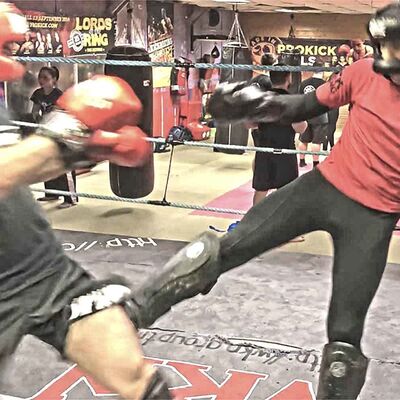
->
xmin=147 ymin=1 xmax=174 ymax=87
xmin=12 ymin=13 xmax=116 ymax=57
xmin=250 ymin=36 xmax=374 ymax=68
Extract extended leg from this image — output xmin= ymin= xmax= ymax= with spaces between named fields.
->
xmin=317 ymin=202 xmax=398 ymax=399
xmin=126 ymin=169 xmax=331 ymax=328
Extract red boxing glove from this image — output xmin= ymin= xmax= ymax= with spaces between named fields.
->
xmin=36 ymin=76 xmax=150 ymax=169
xmin=88 ymin=126 xmax=152 ymax=167
xmin=57 ymin=75 xmax=143 ymax=131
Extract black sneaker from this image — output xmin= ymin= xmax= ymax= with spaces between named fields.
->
xmin=299 ymin=159 xmax=307 ymax=168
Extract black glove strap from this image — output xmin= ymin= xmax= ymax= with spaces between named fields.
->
xmin=53 ymin=139 xmax=92 ymax=170
xmin=36 ymin=110 xmax=94 ymax=170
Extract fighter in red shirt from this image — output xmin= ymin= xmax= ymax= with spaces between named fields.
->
xmin=124 ymin=3 xmax=400 ymax=399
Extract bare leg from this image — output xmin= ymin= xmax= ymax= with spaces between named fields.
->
xmin=310 ymin=143 xmax=321 ymax=163
xmin=253 ymin=190 xmax=268 ymax=206
xmin=65 ymin=306 xmax=157 ymax=400
xmin=297 ymin=141 xmax=308 ymax=164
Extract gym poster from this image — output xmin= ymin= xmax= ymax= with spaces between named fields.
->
xmin=10 ymin=12 xmax=116 ymax=57
xmin=250 ymin=36 xmax=374 ymax=68
xmin=147 ymin=1 xmax=174 ymax=88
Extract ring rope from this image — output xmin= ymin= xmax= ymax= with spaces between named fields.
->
xmin=178 ymin=140 xmax=329 ymax=156
xmin=14 ymin=56 xmax=341 ymax=73
xmin=11 ymin=119 xmax=330 ymax=157
xmin=31 ymin=188 xmax=247 ymax=216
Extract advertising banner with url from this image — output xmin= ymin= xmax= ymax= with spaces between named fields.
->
xmin=147 ymin=1 xmax=174 ymax=88
xmin=12 ymin=12 xmax=116 ymax=57
xmin=250 ymin=36 xmax=374 ymax=74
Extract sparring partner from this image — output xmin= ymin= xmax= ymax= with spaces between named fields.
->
xmin=0 ymin=4 xmax=171 ymax=399
xmin=121 ymin=3 xmax=400 ymax=400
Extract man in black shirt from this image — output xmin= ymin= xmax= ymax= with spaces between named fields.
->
xmin=298 ymin=60 xmax=330 ymax=168
xmin=251 ymin=64 xmax=307 ymax=205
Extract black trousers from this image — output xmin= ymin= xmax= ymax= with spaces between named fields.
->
xmin=44 ymin=171 xmax=77 ymax=203
xmin=220 ymin=169 xmax=399 ymax=348
xmin=323 ymin=124 xmax=336 ymax=151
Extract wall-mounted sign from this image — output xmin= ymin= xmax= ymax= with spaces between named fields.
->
xmin=12 ymin=13 xmax=116 ymax=57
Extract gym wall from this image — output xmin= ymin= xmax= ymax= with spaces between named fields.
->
xmin=240 ymin=12 xmax=371 ymax=132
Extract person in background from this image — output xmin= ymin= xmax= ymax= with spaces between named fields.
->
xmin=350 ymin=39 xmax=374 ymax=62
xmin=324 ymin=108 xmax=339 ymax=151
xmin=18 ymin=31 xmax=34 ymax=55
xmin=31 ymin=66 xmax=78 ymax=209
xmin=251 ymin=64 xmax=307 ymax=205
xmin=45 ymin=32 xmax=53 ymax=55
xmin=52 ymin=31 xmax=63 ymax=55
xmin=331 ymin=55 xmax=339 ymax=67
xmin=297 ymin=59 xmax=330 ymax=168
xmin=35 ymin=31 xmax=45 ymax=55
xmin=31 ymin=66 xmax=62 ymax=123
xmin=250 ymin=52 xmax=277 ymax=92
xmin=338 ymin=53 xmax=350 ymax=68
xmin=160 ymin=8 xmax=173 ymax=36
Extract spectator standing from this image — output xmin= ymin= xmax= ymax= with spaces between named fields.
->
xmin=31 ymin=66 xmax=78 ymax=209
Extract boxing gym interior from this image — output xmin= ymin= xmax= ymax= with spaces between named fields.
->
xmin=2 ymin=0 xmax=400 ymax=399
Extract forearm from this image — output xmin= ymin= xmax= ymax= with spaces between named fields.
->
xmin=208 ymin=83 xmax=331 ymax=125
xmin=276 ymin=92 xmax=330 ymax=124
xmin=0 ymin=135 xmax=66 ymax=198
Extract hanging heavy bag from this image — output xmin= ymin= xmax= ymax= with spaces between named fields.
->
xmin=215 ymin=44 xmax=253 ymax=155
xmin=105 ymin=46 xmax=155 ymax=199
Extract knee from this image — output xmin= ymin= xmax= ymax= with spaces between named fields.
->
xmin=65 ymin=306 xmax=142 ymax=366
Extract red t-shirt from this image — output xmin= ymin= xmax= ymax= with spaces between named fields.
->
xmin=316 ymin=59 xmax=400 ymax=213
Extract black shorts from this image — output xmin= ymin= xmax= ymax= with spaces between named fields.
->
xmin=253 ymin=153 xmax=298 ymax=191
xmin=0 ymin=258 xmax=104 ymax=359
xmin=300 ymin=124 xmax=330 ymax=145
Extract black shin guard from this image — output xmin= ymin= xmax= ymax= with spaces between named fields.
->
xmin=142 ymin=370 xmax=172 ymax=400
xmin=124 ymin=232 xmax=221 ymax=329
xmin=317 ymin=342 xmax=369 ymax=400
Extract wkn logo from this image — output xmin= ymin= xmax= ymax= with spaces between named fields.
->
xmin=29 ymin=357 xmax=315 ymax=400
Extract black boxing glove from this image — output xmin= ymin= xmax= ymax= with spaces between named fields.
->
xmin=208 ymin=81 xmax=330 ymax=125
xmin=207 ymin=81 xmax=285 ymax=124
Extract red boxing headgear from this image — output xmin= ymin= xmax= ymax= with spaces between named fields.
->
xmin=0 ymin=2 xmax=27 ymax=81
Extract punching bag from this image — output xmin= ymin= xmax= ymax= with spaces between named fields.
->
xmin=215 ymin=44 xmax=253 ymax=155
xmin=279 ymin=50 xmax=301 ymax=94
xmin=105 ymin=46 xmax=155 ymax=198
